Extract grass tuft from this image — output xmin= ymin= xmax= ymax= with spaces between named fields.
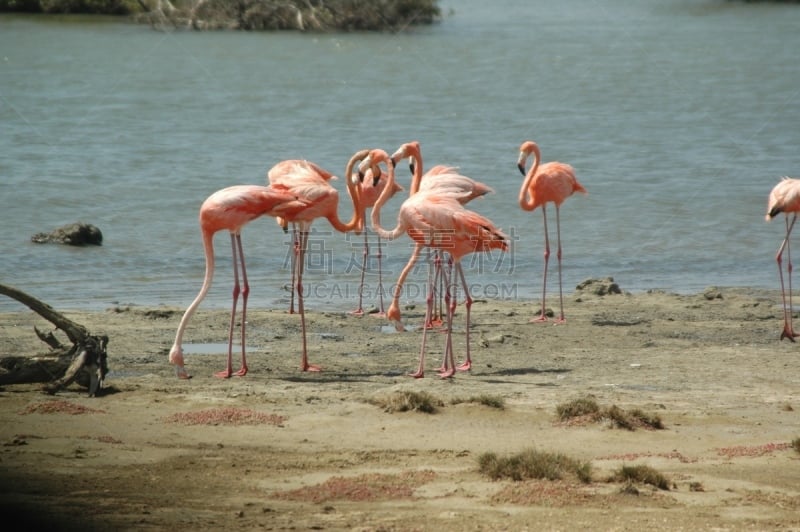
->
xmin=556 ymin=397 xmax=664 ymax=430
xmin=478 ymin=448 xmax=592 ymax=484
xmin=609 ymin=464 xmax=670 ymax=490
xmin=451 ymin=394 xmax=505 ymax=409
xmin=370 ymin=390 xmax=443 ymax=414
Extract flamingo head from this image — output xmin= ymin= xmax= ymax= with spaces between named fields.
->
xmin=169 ymin=346 xmax=192 ymax=379
xmin=391 ymin=141 xmax=420 ymax=176
xmin=517 ymin=140 xmax=540 ymax=176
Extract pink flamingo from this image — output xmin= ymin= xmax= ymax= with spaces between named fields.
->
xmin=366 ymin=149 xmax=508 ymax=378
xmin=274 ymin=149 xmax=368 ymax=371
xmin=517 ymin=140 xmax=587 ymax=323
xmin=267 ymin=159 xmax=336 ymax=315
xmin=766 ymin=176 xmax=800 ymax=341
xmin=386 ymin=141 xmax=493 ymax=332
xmin=168 ymin=184 xmax=309 ymax=379
xmin=350 ymin=166 xmax=404 ymax=317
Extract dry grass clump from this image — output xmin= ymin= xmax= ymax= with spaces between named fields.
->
xmin=451 ymin=394 xmax=505 ymax=409
xmin=792 ymin=437 xmax=800 ymax=454
xmin=556 ymin=397 xmax=664 ymax=430
xmin=271 ymin=470 xmax=436 ymax=503
xmin=19 ymin=400 xmax=105 ymax=415
xmin=608 ymin=464 xmax=670 ymax=491
xmin=164 ymin=407 xmax=285 ymax=426
xmin=478 ymin=448 xmax=592 ymax=484
xmin=370 ymin=390 xmax=443 ymax=413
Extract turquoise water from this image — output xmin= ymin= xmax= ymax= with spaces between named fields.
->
xmin=1 ymin=1 xmax=799 ymax=312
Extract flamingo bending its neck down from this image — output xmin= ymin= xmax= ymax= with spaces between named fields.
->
xmin=169 ymin=185 xmax=308 ymax=379
xmin=268 ymin=159 xmax=336 ymax=315
xmin=350 ymin=165 xmax=403 ymax=317
xmin=766 ymin=176 xmax=800 ymax=341
xmin=367 ymin=148 xmax=508 ymax=378
xmin=517 ymin=140 xmax=586 ymax=323
xmin=276 ymin=149 xmax=368 ymax=371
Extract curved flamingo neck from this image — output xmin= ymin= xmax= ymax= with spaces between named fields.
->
xmin=171 ymin=229 xmax=215 ymax=351
xmin=327 ymin=150 xmax=367 ymax=233
xmin=371 ymin=154 xmax=406 ymax=241
xmin=409 ymin=146 xmax=424 ymax=195
xmin=519 ymin=142 xmax=541 ymax=212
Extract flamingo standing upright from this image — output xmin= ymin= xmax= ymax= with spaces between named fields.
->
xmin=765 ymin=176 xmax=800 ymax=341
xmin=350 ymin=165 xmax=403 ymax=317
xmin=517 ymin=140 xmax=587 ymax=323
xmin=168 ymin=184 xmax=309 ymax=379
xmin=275 ymin=149 xmax=368 ymax=371
xmin=366 ymin=149 xmax=508 ymax=378
xmin=386 ymin=141 xmax=493 ymax=332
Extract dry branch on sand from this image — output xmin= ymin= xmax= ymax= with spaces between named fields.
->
xmin=0 ymin=283 xmax=108 ymax=396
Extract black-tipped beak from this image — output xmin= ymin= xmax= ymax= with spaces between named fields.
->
xmin=517 ymin=163 xmax=526 ymax=176
xmin=358 ymin=169 xmax=366 ymax=183
xmin=372 ymin=173 xmax=381 ymax=187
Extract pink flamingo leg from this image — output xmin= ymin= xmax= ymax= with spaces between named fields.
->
xmin=296 ymin=230 xmax=321 ymax=372
xmin=553 ymin=206 xmax=566 ymax=324
xmin=455 ymin=262 xmax=473 ymax=372
xmin=374 ymin=235 xmax=386 ymax=317
xmin=387 ymin=243 xmax=423 ymax=331
xmin=350 ymin=231 xmax=369 ymax=316
xmin=289 ymin=224 xmax=298 ymax=314
xmin=777 ymin=214 xmax=799 ymax=341
xmin=426 ymin=250 xmax=445 ymax=329
xmin=438 ymin=257 xmax=456 ymax=379
xmin=215 ymin=234 xmax=249 ymax=378
xmin=409 ymin=248 xmax=437 ymax=378
xmin=532 ymin=205 xmax=551 ymax=323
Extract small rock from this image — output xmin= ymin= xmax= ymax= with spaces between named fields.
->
xmin=31 ymin=222 xmax=103 ymax=246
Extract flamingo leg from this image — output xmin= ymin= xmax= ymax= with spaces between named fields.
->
xmin=215 ymin=234 xmax=240 ymax=378
xmin=409 ymin=246 xmax=436 ymax=378
xmin=374 ymin=235 xmax=386 ymax=317
xmin=296 ymin=230 xmax=321 ymax=371
xmin=554 ymin=206 xmax=566 ymax=324
xmin=388 ymin=243 xmax=423 ymax=331
xmin=432 ymin=250 xmax=445 ymax=328
xmin=777 ymin=214 xmax=799 ymax=341
xmin=532 ymin=205 xmax=551 ymax=322
xmin=289 ymin=223 xmax=298 ymax=314
xmin=350 ymin=230 xmax=369 ymax=316
xmin=438 ymin=255 xmax=456 ymax=379
xmin=455 ymin=261 xmax=473 ymax=372
xmin=234 ymin=234 xmax=250 ymax=376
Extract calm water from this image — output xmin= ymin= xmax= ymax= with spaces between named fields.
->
xmin=1 ymin=0 xmax=799 ymax=313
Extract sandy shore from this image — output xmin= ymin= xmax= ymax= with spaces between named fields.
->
xmin=1 ymin=285 xmax=799 ymax=531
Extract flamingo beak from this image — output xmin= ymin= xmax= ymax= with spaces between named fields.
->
xmin=517 ymin=162 xmax=526 ymax=176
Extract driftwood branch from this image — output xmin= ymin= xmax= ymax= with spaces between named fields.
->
xmin=0 ymin=283 xmax=108 ymax=396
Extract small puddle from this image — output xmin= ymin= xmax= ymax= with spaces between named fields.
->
xmin=181 ymin=343 xmax=257 ymax=354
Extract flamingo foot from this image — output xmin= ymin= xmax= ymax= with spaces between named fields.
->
xmin=371 ymin=311 xmax=387 ymax=318
xmin=214 ymin=368 xmax=234 ymax=379
xmin=530 ymin=315 xmax=548 ymax=323
xmin=349 ymin=308 xmax=365 ymax=317
xmin=232 ymin=366 xmax=248 ymax=377
xmin=780 ymin=326 xmax=799 ymax=342
xmin=438 ymin=367 xmax=455 ymax=379
xmin=408 ymin=369 xmax=425 ymax=379
xmin=175 ymin=365 xmax=192 ymax=380
xmin=456 ymin=360 xmax=471 ymax=372
xmin=301 ymin=363 xmax=322 ymax=372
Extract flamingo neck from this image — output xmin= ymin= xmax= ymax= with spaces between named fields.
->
xmin=371 ymin=159 xmax=405 ymax=241
xmin=171 ymin=229 xmax=215 ymax=351
xmin=519 ymin=144 xmax=541 ymax=212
